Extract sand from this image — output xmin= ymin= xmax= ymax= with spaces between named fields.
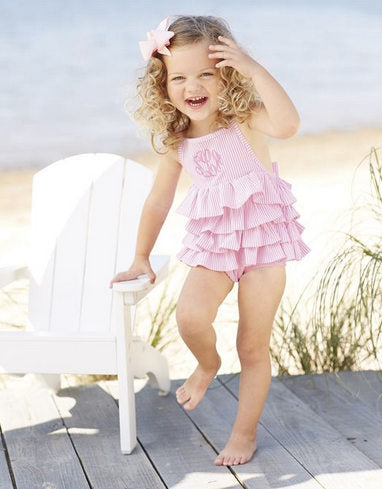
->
xmin=1 ymin=126 xmax=381 ymax=377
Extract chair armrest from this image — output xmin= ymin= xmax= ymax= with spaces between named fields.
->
xmin=111 ymin=255 xmax=170 ymax=305
xmin=0 ymin=265 xmax=29 ymax=288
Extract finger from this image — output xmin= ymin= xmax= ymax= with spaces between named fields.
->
xmin=109 ymin=278 xmax=119 ymax=288
xmin=149 ymin=273 xmax=156 ymax=284
xmin=217 ymin=36 xmax=248 ymax=55
xmin=114 ymin=273 xmax=133 ymax=283
xmin=215 ymin=59 xmax=233 ymax=68
xmin=208 ymin=51 xmax=228 ymax=59
xmin=209 ymin=44 xmax=235 ymax=52
xmin=217 ymin=35 xmax=236 ymax=47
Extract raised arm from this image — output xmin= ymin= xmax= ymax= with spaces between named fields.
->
xmin=109 ymin=148 xmax=182 ymax=286
xmin=209 ymin=35 xmax=300 ymax=138
xmin=244 ymin=63 xmax=300 ymax=138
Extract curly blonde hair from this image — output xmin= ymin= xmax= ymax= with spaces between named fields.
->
xmin=134 ymin=15 xmax=261 ymax=153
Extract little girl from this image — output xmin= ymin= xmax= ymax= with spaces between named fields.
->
xmin=110 ymin=15 xmax=310 ymax=466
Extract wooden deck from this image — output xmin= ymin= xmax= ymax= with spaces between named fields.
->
xmin=0 ymin=370 xmax=381 ymax=489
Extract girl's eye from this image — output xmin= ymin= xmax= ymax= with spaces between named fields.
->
xmin=171 ymin=76 xmax=184 ymax=81
xmin=201 ymin=72 xmax=213 ymax=77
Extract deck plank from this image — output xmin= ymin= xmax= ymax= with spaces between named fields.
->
xmin=54 ymin=377 xmax=166 ymax=489
xmin=280 ymin=372 xmax=382 ymax=467
xmin=0 ymin=374 xmax=90 ymax=489
xmin=0 ymin=430 xmax=14 ymax=489
xmin=173 ymin=376 xmax=322 ymax=489
xmin=336 ymin=370 xmax=382 ymax=414
xmin=222 ymin=374 xmax=382 ymax=489
xmin=107 ymin=379 xmax=244 ymax=489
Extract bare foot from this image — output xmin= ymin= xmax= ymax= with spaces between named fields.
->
xmin=214 ymin=434 xmax=257 ymax=466
xmin=176 ymin=358 xmax=221 ymax=410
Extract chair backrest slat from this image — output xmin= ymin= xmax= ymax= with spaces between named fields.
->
xmin=50 ymin=186 xmax=91 ymax=332
xmin=80 ymin=156 xmax=125 ymax=333
xmin=115 ymin=161 xmax=153 ymax=272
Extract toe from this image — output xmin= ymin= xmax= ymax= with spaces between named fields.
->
xmin=214 ymin=455 xmax=223 ymax=466
xmin=176 ymin=388 xmax=190 ymax=404
xmin=183 ymin=399 xmax=196 ymax=410
xmin=229 ymin=456 xmax=237 ymax=466
xmin=175 ymin=386 xmax=185 ymax=398
xmin=232 ymin=456 xmax=241 ymax=465
xmin=223 ymin=455 xmax=232 ymax=466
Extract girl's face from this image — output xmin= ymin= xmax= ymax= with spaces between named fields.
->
xmin=164 ymin=40 xmax=222 ymax=129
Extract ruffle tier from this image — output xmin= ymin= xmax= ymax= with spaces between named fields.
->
xmin=182 ymin=219 xmax=306 ymax=253
xmin=177 ymin=239 xmax=311 ymax=271
xmin=185 ymin=201 xmax=300 ymax=235
xmin=176 ymin=169 xmax=296 ymax=219
xmin=176 ymin=169 xmax=311 ymax=271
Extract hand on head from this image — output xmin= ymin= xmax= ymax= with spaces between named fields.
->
xmin=208 ymin=35 xmax=258 ymax=79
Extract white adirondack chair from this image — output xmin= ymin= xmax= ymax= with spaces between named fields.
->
xmin=0 ymin=153 xmax=171 ymax=454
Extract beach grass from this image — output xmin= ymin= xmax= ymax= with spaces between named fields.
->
xmin=270 ymin=146 xmax=382 ymax=374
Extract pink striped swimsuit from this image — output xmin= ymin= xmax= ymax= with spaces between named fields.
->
xmin=175 ymin=119 xmax=311 ymax=282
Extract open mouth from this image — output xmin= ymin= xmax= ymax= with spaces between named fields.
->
xmin=185 ymin=96 xmax=208 ymax=108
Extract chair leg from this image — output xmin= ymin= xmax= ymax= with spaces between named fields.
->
xmin=117 ymin=369 xmax=137 ymax=454
xmin=112 ymin=291 xmax=137 ymax=454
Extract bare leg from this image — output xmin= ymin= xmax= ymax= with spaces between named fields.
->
xmin=215 ymin=265 xmax=286 ymax=466
xmin=175 ymin=265 xmax=234 ymax=410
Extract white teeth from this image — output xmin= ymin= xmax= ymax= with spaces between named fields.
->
xmin=188 ymin=96 xmax=205 ymax=101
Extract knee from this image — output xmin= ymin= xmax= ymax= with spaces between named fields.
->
xmin=176 ymin=305 xmax=212 ymax=337
xmin=237 ymin=341 xmax=270 ymax=367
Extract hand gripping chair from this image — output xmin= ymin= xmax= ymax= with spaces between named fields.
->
xmin=0 ymin=153 xmax=171 ymax=454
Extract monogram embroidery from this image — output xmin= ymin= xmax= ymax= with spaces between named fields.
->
xmin=193 ymin=149 xmax=222 ymax=177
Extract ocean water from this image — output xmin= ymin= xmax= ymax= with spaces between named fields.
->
xmin=0 ymin=0 xmax=381 ymax=168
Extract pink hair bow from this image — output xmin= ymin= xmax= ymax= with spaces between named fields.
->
xmin=139 ymin=16 xmax=175 ymax=61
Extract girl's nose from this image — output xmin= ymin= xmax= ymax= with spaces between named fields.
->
xmin=186 ymin=79 xmax=203 ymax=93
